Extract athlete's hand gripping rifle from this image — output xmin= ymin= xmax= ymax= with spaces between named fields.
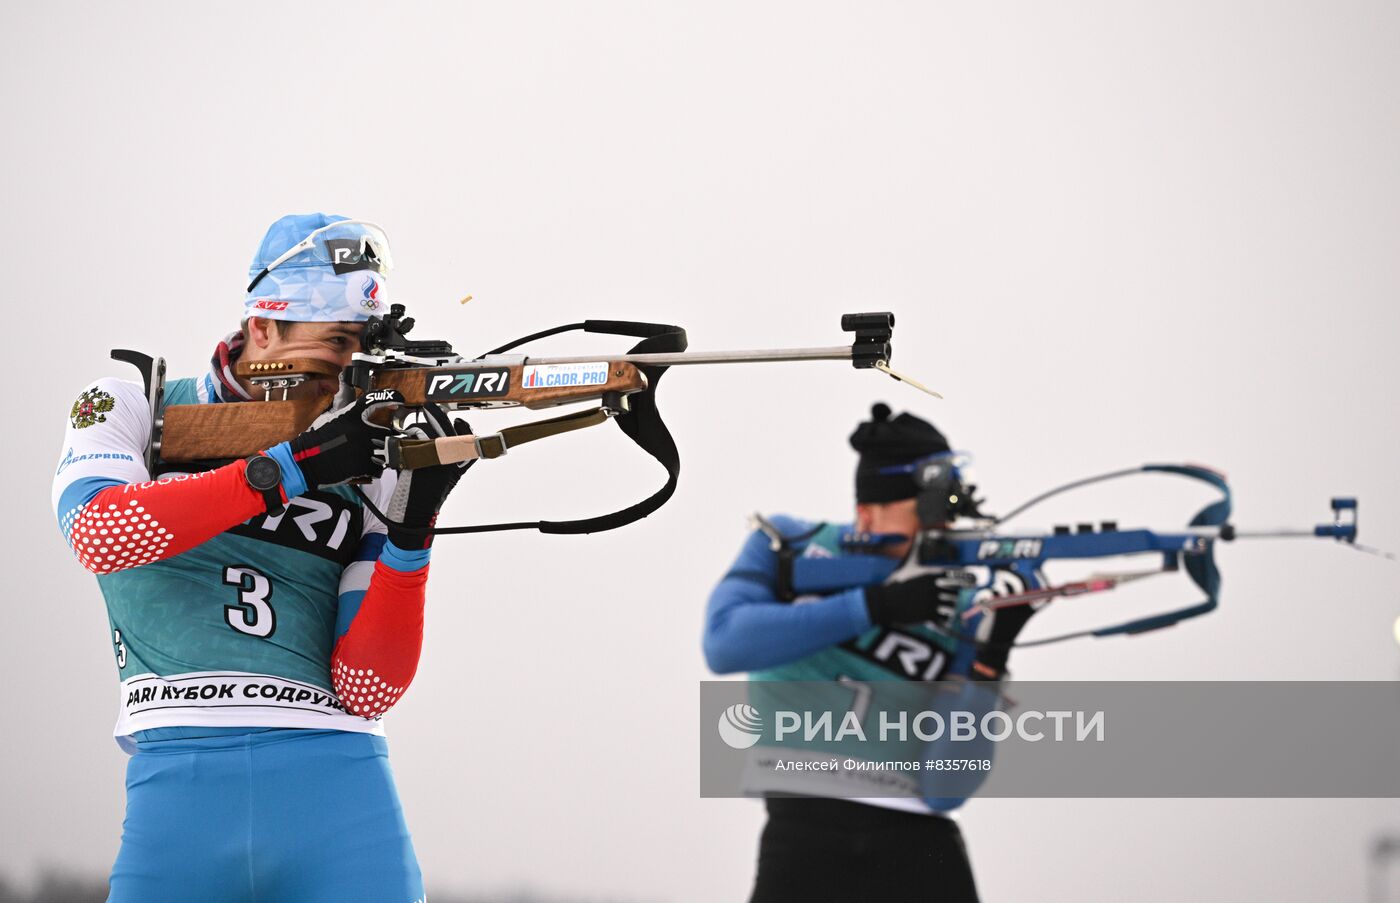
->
xmin=112 ymin=308 xmax=934 ymax=536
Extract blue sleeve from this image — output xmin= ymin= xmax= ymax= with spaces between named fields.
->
xmin=335 ymin=534 xmax=432 ymax=640
xmin=333 ymin=533 xmax=386 ymax=639
xmin=264 ymin=441 xmax=307 ymax=500
xmin=380 ymin=540 xmax=430 ymax=572
xmin=920 ymin=679 xmax=1003 ymax=811
xmin=703 ymin=527 xmax=873 ymax=674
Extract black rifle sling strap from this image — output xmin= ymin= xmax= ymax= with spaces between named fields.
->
xmin=540 ymin=319 xmax=686 ymax=534
xmin=358 ymin=319 xmax=688 ymax=536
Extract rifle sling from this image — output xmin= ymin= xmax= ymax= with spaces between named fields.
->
xmin=392 ymin=407 xmax=610 ymax=468
xmin=357 ymin=318 xmax=688 ymax=537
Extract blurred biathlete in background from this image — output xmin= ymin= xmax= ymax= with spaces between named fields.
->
xmin=705 ymin=405 xmax=1038 ymax=903
xmin=51 ymin=214 xmax=467 ymax=903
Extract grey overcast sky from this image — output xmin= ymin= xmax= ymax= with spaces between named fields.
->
xmin=3 ymin=2 xmax=1399 ymax=900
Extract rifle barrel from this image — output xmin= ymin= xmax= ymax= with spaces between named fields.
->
xmin=516 ymin=345 xmax=855 ymax=367
xmin=1182 ymin=526 xmax=1339 ymax=540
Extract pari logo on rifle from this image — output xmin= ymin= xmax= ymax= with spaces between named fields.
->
xmin=976 ymin=538 xmax=1044 ymax=560
xmin=425 ymin=369 xmax=511 ymax=401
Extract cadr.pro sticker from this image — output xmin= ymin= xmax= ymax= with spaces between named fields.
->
xmin=520 ymin=363 xmax=609 ymax=388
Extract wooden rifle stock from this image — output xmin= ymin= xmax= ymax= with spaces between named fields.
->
xmin=160 ymin=399 xmax=329 ymax=462
xmin=157 ymin=358 xmax=648 ymax=464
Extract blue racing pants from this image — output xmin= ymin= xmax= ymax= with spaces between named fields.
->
xmin=108 ymin=727 xmax=425 ymax=903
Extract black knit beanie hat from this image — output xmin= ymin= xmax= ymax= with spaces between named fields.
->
xmin=849 ymin=403 xmax=951 ymax=503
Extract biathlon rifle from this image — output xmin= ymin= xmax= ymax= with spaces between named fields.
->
xmin=778 ymin=463 xmax=1391 ymax=648
xmin=111 ymin=306 xmax=936 ymax=536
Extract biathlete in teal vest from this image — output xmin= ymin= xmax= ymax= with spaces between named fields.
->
xmin=704 ymin=404 xmax=1041 ymax=903
xmin=52 ymin=214 xmax=467 ymax=903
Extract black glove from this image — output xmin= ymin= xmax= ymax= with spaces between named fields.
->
xmin=972 ymin=600 xmax=1039 ymax=680
xmin=289 ymin=389 xmax=404 ymax=489
xmin=384 ymin=404 xmax=473 ymax=550
xmin=864 ymin=570 xmax=973 ymax=627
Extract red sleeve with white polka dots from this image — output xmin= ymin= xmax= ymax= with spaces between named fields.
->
xmin=64 ymin=462 xmax=269 ymax=575
xmin=331 ymin=561 xmax=427 ymax=719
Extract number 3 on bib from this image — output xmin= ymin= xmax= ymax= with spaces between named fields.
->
xmin=222 ymin=566 xmax=277 ymax=638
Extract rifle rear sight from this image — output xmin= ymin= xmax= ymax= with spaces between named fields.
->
xmin=362 ymin=303 xmax=456 ymax=359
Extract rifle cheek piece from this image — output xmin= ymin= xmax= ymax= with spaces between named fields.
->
xmin=914 ymin=535 xmax=958 ymax=565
